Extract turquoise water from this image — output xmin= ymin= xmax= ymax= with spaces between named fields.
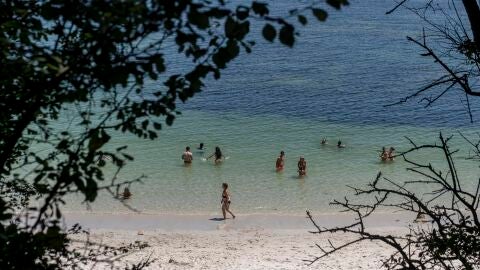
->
xmin=64 ymin=110 xmax=480 ymax=214
xmin=58 ymin=1 xmax=480 ymax=214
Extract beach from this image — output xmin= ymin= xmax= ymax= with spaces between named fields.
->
xmin=67 ymin=212 xmax=411 ymax=269
xmin=55 ymin=0 xmax=480 ymax=268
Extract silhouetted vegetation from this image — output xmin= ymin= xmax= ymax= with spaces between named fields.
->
xmin=0 ymin=0 xmax=349 ymax=268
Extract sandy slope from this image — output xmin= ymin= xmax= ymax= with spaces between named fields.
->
xmin=70 ymin=226 xmax=402 ymax=269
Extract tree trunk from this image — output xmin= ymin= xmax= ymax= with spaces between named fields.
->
xmin=462 ymin=0 xmax=480 ymax=49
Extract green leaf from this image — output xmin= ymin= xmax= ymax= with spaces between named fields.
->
xmin=57 ymin=140 xmax=69 ymax=150
xmin=312 ymin=9 xmax=328 ymax=21
xmin=326 ymin=0 xmax=348 ymax=10
xmin=166 ymin=115 xmax=175 ymax=126
xmin=212 ymin=50 xmax=227 ymax=68
xmin=88 ymin=129 xmax=110 ymax=152
xmin=236 ymin=21 xmax=250 ymax=40
xmin=188 ymin=11 xmax=209 ymax=29
xmin=279 ymin=25 xmax=294 ymax=47
xmin=225 ymin=16 xmax=235 ymax=38
xmin=236 ymin=6 xmax=249 ymax=20
xmin=226 ymin=39 xmax=240 ymax=58
xmin=252 ymin=2 xmax=269 ymax=16
xmin=262 ymin=23 xmax=276 ymax=42
xmin=153 ymin=55 xmax=165 ymax=73
xmin=85 ymin=178 xmax=98 ymax=202
xmin=297 ymin=15 xmax=307 ymax=25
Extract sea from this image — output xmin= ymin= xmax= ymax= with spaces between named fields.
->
xmin=62 ymin=0 xmax=480 ymax=215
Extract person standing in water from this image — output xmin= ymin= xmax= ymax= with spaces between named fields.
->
xmin=380 ymin=147 xmax=389 ymax=161
xmin=208 ymin=146 xmax=223 ymax=163
xmin=388 ymin=147 xmax=396 ymax=160
xmin=181 ymin=146 xmax=193 ymax=164
xmin=276 ymin=151 xmax=285 ymax=171
xmin=221 ymin=183 xmax=235 ymax=220
xmin=297 ymin=156 xmax=307 ymax=176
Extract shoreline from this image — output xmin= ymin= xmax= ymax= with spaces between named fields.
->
xmin=64 ymin=211 xmax=415 ymax=231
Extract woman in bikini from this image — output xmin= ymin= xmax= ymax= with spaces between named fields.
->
xmin=276 ymin=151 xmax=285 ymax=171
xmin=208 ymin=146 xmax=223 ymax=164
xmin=221 ymin=183 xmax=235 ymax=220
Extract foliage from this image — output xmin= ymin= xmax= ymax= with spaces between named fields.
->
xmin=307 ymin=134 xmax=480 ymax=269
xmin=0 ymin=0 xmax=348 ymax=268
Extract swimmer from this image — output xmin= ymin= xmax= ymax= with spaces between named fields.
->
xmin=321 ymin=138 xmax=327 ymax=145
xmin=337 ymin=140 xmax=346 ymax=148
xmin=181 ymin=146 xmax=193 ymax=164
xmin=276 ymin=151 xmax=285 ymax=171
xmin=297 ymin=156 xmax=307 ymax=176
xmin=207 ymin=146 xmax=223 ymax=163
xmin=197 ymin=143 xmax=205 ymax=150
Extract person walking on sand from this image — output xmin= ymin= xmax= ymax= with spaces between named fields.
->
xmin=207 ymin=146 xmax=223 ymax=164
xmin=221 ymin=183 xmax=235 ymax=220
xmin=181 ymin=146 xmax=193 ymax=164
xmin=276 ymin=151 xmax=285 ymax=171
xmin=298 ymin=156 xmax=307 ymax=176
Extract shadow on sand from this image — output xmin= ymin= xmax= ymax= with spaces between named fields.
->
xmin=209 ymin=217 xmax=225 ymax=221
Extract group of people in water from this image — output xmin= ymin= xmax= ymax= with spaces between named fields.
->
xmin=119 ymin=140 xmax=397 ymax=220
xmin=274 ymin=138 xmax=346 ymax=177
xmin=321 ymin=138 xmax=346 ymax=148
xmin=380 ymin=146 xmax=396 ymax=161
xmin=181 ymin=143 xmax=225 ymax=164
xmin=178 ymin=140 xmax=396 ymax=220
xmin=275 ymin=151 xmax=307 ymax=176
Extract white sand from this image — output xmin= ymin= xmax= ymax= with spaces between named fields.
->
xmin=67 ymin=213 xmax=410 ymax=269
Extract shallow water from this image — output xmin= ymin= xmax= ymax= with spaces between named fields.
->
xmin=63 ymin=110 xmax=480 ymax=215
xmin=60 ymin=0 xmax=480 ymax=215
